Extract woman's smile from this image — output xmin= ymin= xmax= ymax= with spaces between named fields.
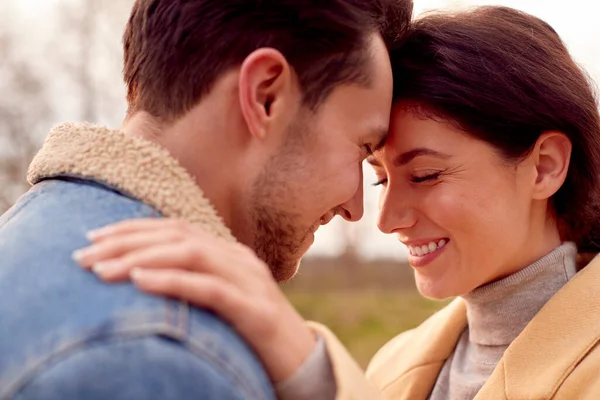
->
xmin=404 ymin=238 xmax=449 ymax=267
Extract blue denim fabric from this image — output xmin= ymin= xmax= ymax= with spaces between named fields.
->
xmin=0 ymin=178 xmax=275 ymax=400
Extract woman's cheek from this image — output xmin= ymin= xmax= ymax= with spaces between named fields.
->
xmin=419 ymin=187 xmax=469 ymax=229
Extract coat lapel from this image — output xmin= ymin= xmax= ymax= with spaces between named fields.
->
xmin=370 ymin=299 xmax=467 ymax=399
xmin=476 ymin=255 xmax=600 ymax=399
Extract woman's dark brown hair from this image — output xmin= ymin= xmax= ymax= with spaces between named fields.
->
xmin=391 ymin=6 xmax=600 ymax=252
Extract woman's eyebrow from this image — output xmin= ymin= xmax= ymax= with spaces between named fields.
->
xmin=393 ymin=148 xmax=451 ymax=167
xmin=367 ymin=148 xmax=451 ymax=168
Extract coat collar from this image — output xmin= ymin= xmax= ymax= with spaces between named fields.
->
xmin=382 ymin=255 xmax=600 ymax=399
xmin=476 ymin=254 xmax=600 ymax=399
xmin=369 ymin=298 xmax=467 ymax=399
xmin=28 ymin=122 xmax=235 ymax=242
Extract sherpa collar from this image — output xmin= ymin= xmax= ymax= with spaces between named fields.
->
xmin=27 ymin=122 xmax=235 ymax=242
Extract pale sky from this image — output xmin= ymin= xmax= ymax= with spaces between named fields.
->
xmin=9 ymin=0 xmax=600 ymax=260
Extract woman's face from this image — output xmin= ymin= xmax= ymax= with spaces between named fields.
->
xmin=370 ymin=104 xmax=561 ymax=299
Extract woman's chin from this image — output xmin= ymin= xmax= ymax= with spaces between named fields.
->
xmin=414 ymin=274 xmax=462 ymax=300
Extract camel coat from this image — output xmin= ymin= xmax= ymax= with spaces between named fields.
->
xmin=309 ymin=255 xmax=600 ymax=399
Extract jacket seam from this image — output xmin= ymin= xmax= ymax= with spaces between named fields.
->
xmin=549 ymin=333 xmax=600 ymax=397
xmin=0 ymin=323 xmax=182 ymax=399
xmin=379 ymin=361 xmax=444 ymax=392
xmin=185 ymin=332 xmax=267 ymax=399
xmin=1 ymin=322 xmax=264 ymax=400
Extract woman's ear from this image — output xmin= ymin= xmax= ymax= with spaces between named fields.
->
xmin=238 ymin=48 xmax=295 ymax=140
xmin=531 ymin=131 xmax=572 ymax=200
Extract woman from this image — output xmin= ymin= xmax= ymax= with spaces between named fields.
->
xmin=75 ymin=6 xmax=600 ymax=399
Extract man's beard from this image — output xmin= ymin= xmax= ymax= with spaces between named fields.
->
xmin=249 ymin=120 xmax=314 ymax=282
xmin=252 ymin=202 xmax=307 ymax=282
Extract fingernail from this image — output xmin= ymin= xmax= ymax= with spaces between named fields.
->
xmin=93 ymin=261 xmax=119 ymax=275
xmin=86 ymin=229 xmax=105 ymax=241
xmin=131 ymin=268 xmax=144 ymax=280
xmin=92 ymin=262 xmax=105 ymax=274
xmin=72 ymin=249 xmax=84 ymax=262
xmin=72 ymin=247 xmax=94 ymax=263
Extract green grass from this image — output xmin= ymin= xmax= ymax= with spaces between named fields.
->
xmin=283 ymin=255 xmax=448 ymax=367
xmin=283 ymin=286 xmax=449 ymax=367
xmin=278 ymin=256 xmax=451 ymax=367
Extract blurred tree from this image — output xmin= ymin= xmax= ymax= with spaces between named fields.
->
xmin=76 ymin=0 xmax=98 ymax=123
xmin=53 ymin=0 xmax=132 ymax=123
xmin=0 ymin=23 xmax=51 ymax=212
xmin=339 ymin=221 xmax=363 ymax=263
xmin=0 ymin=0 xmax=133 ymax=212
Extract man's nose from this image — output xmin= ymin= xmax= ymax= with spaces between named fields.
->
xmin=339 ymin=166 xmax=364 ymax=222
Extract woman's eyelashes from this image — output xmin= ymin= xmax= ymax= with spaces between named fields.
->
xmin=372 ymin=170 xmax=446 ymax=187
xmin=410 ymin=171 xmax=443 ymax=183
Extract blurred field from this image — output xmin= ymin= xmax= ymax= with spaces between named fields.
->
xmin=281 ymin=256 xmax=450 ymax=367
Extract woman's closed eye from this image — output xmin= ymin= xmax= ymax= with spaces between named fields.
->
xmin=371 ymin=169 xmax=447 ymax=187
xmin=410 ymin=171 xmax=443 ymax=184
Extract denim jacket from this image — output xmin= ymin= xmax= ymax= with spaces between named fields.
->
xmin=0 ymin=123 xmax=275 ymax=400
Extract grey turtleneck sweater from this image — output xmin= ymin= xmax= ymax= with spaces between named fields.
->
xmin=277 ymin=243 xmax=578 ymax=400
xmin=428 ymin=242 xmax=578 ymax=399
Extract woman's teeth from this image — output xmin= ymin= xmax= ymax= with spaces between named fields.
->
xmin=408 ymin=239 xmax=447 ymax=257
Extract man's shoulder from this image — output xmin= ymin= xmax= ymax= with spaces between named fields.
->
xmin=0 ymin=178 xmax=159 ymax=233
xmin=0 ymin=179 xmax=273 ymax=399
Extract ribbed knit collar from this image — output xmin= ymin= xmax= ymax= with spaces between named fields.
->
xmin=463 ymin=242 xmax=577 ymax=345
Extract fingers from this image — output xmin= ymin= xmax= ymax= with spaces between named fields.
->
xmin=75 ymin=218 xmax=273 ymax=285
xmin=80 ymin=239 xmax=255 ymax=285
xmin=87 ymin=218 xmax=190 ymax=242
xmin=131 ymin=269 xmax=247 ymax=327
xmin=74 ymin=230 xmax=184 ymax=269
xmin=89 ymin=242 xmax=196 ymax=282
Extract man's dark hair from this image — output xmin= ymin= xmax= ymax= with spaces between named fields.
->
xmin=123 ymin=0 xmax=413 ymax=120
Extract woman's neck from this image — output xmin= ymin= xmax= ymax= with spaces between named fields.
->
xmin=463 ymin=242 xmax=577 ymax=345
xmin=493 ymin=216 xmax=562 ymax=284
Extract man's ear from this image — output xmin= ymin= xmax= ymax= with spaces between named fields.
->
xmin=238 ymin=48 xmax=296 ymax=140
xmin=531 ymin=131 xmax=572 ymax=200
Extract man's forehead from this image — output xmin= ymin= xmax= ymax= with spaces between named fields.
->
xmin=371 ymin=126 xmax=389 ymax=152
xmin=365 ymin=131 xmax=392 ymax=167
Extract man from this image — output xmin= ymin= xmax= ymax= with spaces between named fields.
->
xmin=0 ymin=0 xmax=411 ymax=398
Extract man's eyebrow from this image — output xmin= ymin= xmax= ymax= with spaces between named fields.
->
xmin=366 ymin=147 xmax=451 ymax=168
